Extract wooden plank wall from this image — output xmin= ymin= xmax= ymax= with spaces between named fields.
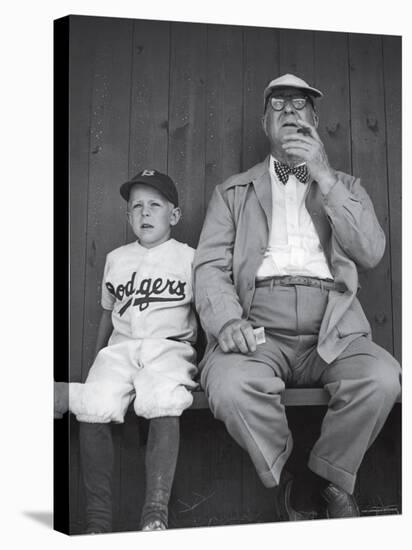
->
xmin=67 ymin=15 xmax=401 ymax=533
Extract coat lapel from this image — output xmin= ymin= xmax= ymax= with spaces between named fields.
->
xmin=251 ymin=159 xmax=272 ymax=232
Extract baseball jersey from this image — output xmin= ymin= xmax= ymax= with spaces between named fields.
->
xmin=101 ymin=238 xmax=197 ymax=346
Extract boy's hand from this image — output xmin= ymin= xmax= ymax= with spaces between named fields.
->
xmin=218 ymin=319 xmax=257 ymax=354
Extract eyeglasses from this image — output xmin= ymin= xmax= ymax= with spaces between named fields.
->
xmin=268 ymin=96 xmax=309 ymax=111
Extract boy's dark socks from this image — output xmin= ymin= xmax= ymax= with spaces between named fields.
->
xmin=80 ymin=422 xmax=114 ymax=533
xmin=141 ymin=416 xmax=180 ymax=529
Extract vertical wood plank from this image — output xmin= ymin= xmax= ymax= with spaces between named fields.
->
xmin=349 ymin=34 xmax=393 ymax=353
xmin=117 ymin=416 xmax=146 ymax=532
xmin=243 ymin=27 xmax=279 ymax=170
xmin=356 ymin=405 xmax=401 ymax=513
xmin=205 ymin=25 xmax=243 ymax=206
xmin=128 ymin=20 xmax=170 ymax=174
xmin=172 ymin=412 xmax=258 ymax=527
xmin=383 ymin=36 xmax=402 ymax=363
xmin=168 ymin=22 xmax=207 ymax=248
xmin=126 ymin=20 xmax=171 ymax=244
xmin=279 ymin=29 xmax=315 ymax=83
xmin=314 ymin=32 xmax=352 ymax=174
xmin=286 ymin=407 xmax=324 ymax=514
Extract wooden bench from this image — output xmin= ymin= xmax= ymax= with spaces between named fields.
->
xmin=190 ymin=388 xmax=401 ymax=409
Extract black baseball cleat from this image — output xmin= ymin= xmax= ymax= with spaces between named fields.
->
xmin=322 ymin=483 xmax=360 ymax=518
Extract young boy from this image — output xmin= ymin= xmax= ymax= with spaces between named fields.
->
xmin=70 ymin=169 xmax=198 ymax=533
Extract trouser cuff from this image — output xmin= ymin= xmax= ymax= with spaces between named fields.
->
xmin=258 ymin=434 xmax=293 ymax=488
xmin=308 ymin=451 xmax=356 ymax=495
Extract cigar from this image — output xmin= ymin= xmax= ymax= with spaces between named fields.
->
xmin=297 ymin=126 xmax=311 ymax=136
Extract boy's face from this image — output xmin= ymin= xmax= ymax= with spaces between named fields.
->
xmin=127 ymin=184 xmax=181 ymax=249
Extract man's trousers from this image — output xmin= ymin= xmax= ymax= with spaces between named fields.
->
xmin=201 ymin=285 xmax=401 ymax=494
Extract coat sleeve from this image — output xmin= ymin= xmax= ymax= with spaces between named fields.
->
xmin=322 ymin=175 xmax=386 ymax=269
xmin=193 ymin=185 xmax=244 ymax=338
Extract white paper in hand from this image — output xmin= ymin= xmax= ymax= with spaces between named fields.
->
xmin=253 ymin=327 xmax=266 ymax=345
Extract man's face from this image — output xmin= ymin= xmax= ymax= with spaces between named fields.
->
xmin=127 ymin=184 xmax=180 ymax=249
xmin=262 ymin=87 xmax=319 ymax=153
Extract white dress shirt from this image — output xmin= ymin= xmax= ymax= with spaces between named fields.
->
xmin=256 ymin=156 xmax=333 ymax=280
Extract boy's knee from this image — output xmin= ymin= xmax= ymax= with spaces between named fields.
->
xmin=75 ymin=382 xmax=127 ymax=423
xmin=133 ymin=383 xmax=192 ymax=419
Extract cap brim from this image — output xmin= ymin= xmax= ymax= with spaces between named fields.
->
xmin=264 ymin=84 xmax=323 ymax=105
xmin=120 ymin=177 xmax=156 ymax=201
xmin=120 ymin=181 xmax=136 ymax=201
xmin=119 ymin=177 xmax=178 ymax=206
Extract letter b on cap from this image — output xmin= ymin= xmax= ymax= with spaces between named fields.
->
xmin=142 ymin=169 xmax=155 ymax=176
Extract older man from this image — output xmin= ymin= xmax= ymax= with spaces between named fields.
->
xmin=194 ymin=74 xmax=400 ymax=519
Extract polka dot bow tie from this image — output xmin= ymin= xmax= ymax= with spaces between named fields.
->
xmin=274 ymin=160 xmax=309 ymax=185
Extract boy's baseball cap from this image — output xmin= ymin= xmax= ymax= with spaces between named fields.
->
xmin=120 ymin=169 xmax=179 ymax=206
xmin=263 ymin=74 xmax=323 ymax=107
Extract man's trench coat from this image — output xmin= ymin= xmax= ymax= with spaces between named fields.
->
xmin=193 ymin=157 xmax=386 ymax=366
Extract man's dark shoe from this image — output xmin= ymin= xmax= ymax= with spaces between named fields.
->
xmin=274 ymin=470 xmax=314 ymax=521
xmin=322 ymin=483 xmax=360 ymax=518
